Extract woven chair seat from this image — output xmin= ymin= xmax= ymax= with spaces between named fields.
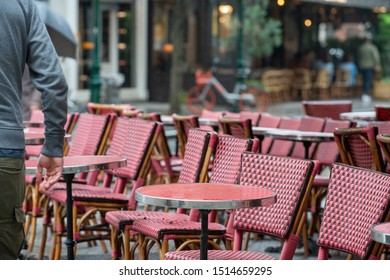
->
xmin=165 ymin=250 xmax=275 ymax=260
xmin=105 ymin=210 xmax=189 ymax=230
xmin=48 ymin=189 xmax=128 ymax=205
xmin=132 ymin=219 xmax=226 ymax=240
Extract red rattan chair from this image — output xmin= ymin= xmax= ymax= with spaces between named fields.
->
xmin=333 ymin=126 xmax=385 ymax=172
xmin=172 ymin=114 xmax=200 ymax=159
xmin=164 ymin=152 xmax=320 ymax=260
xmin=131 ymin=136 xmax=259 ymax=260
xmin=239 ymin=111 xmax=262 ymax=126
xmin=267 ymin=117 xmax=301 ymax=156
xmin=43 ymin=117 xmax=162 ymax=259
xmin=302 ymin=100 xmax=352 ymax=120
xmin=199 ymin=109 xmax=225 ymax=131
xmin=290 ymin=116 xmax=326 ymax=159
xmin=316 ymin=163 xmax=390 ymax=260
xmin=218 ymin=117 xmax=254 ymax=139
xmin=23 ymin=113 xmax=114 ymax=257
xmin=135 ymin=112 xmax=181 ymax=185
xmin=375 ymin=105 xmax=390 ymax=121
xmin=105 ymin=128 xmax=218 ymax=259
xmin=308 ymin=118 xmax=352 ymax=236
xmin=256 ymin=112 xmax=281 ymax=154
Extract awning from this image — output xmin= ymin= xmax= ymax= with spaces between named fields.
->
xmin=300 ymin=0 xmax=390 ymax=9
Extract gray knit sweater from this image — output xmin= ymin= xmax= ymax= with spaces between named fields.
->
xmin=0 ymin=0 xmax=68 ymax=157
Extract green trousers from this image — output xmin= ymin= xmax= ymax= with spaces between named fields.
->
xmin=0 ymin=157 xmax=25 ymax=260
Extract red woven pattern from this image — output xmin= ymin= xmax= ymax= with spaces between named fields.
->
xmin=291 ymin=116 xmax=325 ymax=159
xmin=105 ymin=210 xmax=189 ymax=229
xmin=268 ymin=117 xmax=301 ymax=156
xmin=257 ymin=113 xmax=281 ymax=153
xmin=345 ymin=133 xmax=375 ymax=169
xmin=132 ymin=219 xmax=225 ymax=239
xmin=112 ymin=118 xmax=157 ymax=179
xmin=234 ymin=153 xmax=313 ymax=238
xmin=302 ymin=100 xmax=352 ymax=120
xmin=177 ymin=129 xmax=210 ymax=183
xmin=48 ymin=188 xmax=128 ymax=204
xmin=165 ymin=250 xmax=275 ymax=260
xmin=314 ymin=119 xmax=351 ymax=166
xmin=209 ymin=135 xmax=253 ymax=185
xmin=317 ymin=163 xmax=390 ymax=259
xmin=239 ymin=111 xmax=261 ymax=126
xmin=67 ymin=113 xmax=109 ymax=156
xmin=107 ymin=117 xmax=129 ymax=157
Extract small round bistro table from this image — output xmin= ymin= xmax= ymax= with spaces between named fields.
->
xmin=371 ymin=222 xmax=390 ymax=246
xmin=252 ymin=127 xmax=334 ymax=158
xmin=25 ymin=155 xmax=127 ymax=260
xmin=136 ymin=183 xmax=276 ymax=260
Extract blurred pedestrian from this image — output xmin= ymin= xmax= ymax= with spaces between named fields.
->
xmin=357 ymin=34 xmax=381 ymax=103
xmin=0 ymin=0 xmax=68 ymax=259
xmin=339 ymin=52 xmax=358 ymax=86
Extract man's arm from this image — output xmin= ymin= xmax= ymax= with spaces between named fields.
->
xmin=26 ymin=1 xmax=68 ymax=188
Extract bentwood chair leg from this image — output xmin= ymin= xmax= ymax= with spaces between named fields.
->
xmin=301 ymin=213 xmax=310 ymax=257
xmin=160 ymin=240 xmax=169 ymax=260
xmin=39 ymin=196 xmax=51 ymax=259
xmin=27 ymin=182 xmax=40 ymax=252
xmin=110 ymin=227 xmax=121 ymax=260
xmin=137 ymin=234 xmax=146 ymax=260
xmin=123 ymin=230 xmax=131 ymax=260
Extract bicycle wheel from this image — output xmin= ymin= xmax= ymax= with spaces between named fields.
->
xmin=186 ymin=85 xmax=217 ymax=115
xmin=238 ymin=86 xmax=268 ymax=112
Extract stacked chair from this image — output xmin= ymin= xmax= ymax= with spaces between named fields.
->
xmin=41 ymin=117 xmax=162 ymax=259
xmin=24 ymin=113 xmax=115 ymax=258
xmin=164 ymin=152 xmax=319 ymax=260
xmin=105 ymin=128 xmax=218 ymax=259
xmin=131 ymin=136 xmax=259 ymax=259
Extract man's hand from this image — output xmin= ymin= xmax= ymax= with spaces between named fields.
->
xmin=35 ymin=154 xmax=64 ymax=190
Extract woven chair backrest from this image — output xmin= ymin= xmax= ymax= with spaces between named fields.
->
xmin=172 ymin=114 xmax=200 ymax=158
xmin=67 ymin=113 xmax=113 ymax=157
xmin=268 ymin=117 xmax=301 ymax=156
xmin=209 ymin=135 xmax=259 ymax=185
xmin=239 ymin=111 xmax=262 ymax=126
xmin=313 ymin=118 xmax=351 ymax=167
xmin=218 ymin=117 xmax=254 ymax=139
xmin=317 ymin=163 xmax=390 ymax=259
xmin=334 ymin=126 xmax=384 ymax=172
xmin=302 ymin=100 xmax=352 ymax=120
xmin=257 ymin=113 xmax=282 ymax=154
xmin=234 ymin=152 xmax=316 ymax=239
xmin=290 ymin=116 xmax=326 ymax=159
xmin=177 ymin=128 xmax=217 ymax=184
xmin=110 ymin=117 xmax=160 ymax=180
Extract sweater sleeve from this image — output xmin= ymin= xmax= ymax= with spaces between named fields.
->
xmin=26 ymin=1 xmax=68 ymax=157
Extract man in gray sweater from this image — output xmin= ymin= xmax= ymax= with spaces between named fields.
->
xmin=0 ymin=0 xmax=68 ymax=259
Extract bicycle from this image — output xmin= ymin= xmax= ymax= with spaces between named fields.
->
xmin=185 ymin=69 xmax=268 ymax=115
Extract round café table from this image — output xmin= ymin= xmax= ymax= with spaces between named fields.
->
xmin=253 ymin=127 xmax=334 ymax=158
xmin=371 ymin=222 xmax=390 ymax=246
xmin=25 ymin=155 xmax=127 ymax=260
xmin=339 ymin=111 xmax=376 ymax=122
xmin=136 ymin=183 xmax=276 ymax=260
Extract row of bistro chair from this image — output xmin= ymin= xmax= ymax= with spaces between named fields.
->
xmin=24 ymin=106 xmax=390 ymax=260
